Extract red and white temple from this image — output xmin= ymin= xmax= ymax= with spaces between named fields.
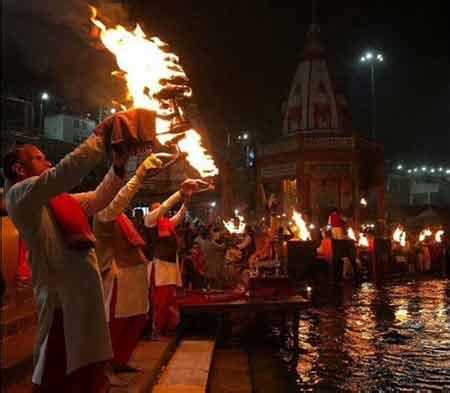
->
xmin=257 ymin=23 xmax=386 ymax=228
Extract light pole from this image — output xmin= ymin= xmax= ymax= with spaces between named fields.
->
xmin=39 ymin=92 xmax=49 ymax=131
xmin=360 ymin=51 xmax=384 ymax=140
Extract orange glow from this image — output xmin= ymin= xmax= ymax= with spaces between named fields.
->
xmin=292 ymin=210 xmax=311 ymax=241
xmin=358 ymin=233 xmax=369 ymax=247
xmin=393 ymin=226 xmax=407 ymax=247
xmin=90 ymin=7 xmax=218 ymax=177
xmin=223 ymin=215 xmax=246 ymax=235
xmin=435 ymin=230 xmax=444 ymax=243
xmin=419 ymin=228 xmax=432 ymax=242
xmin=347 ymin=227 xmax=357 ymax=241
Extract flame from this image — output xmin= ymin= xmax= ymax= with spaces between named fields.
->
xmin=360 ymin=197 xmax=368 ymax=207
xmin=358 ymin=233 xmax=369 ymax=247
xmin=347 ymin=227 xmax=357 ymax=241
xmin=292 ymin=210 xmax=311 ymax=241
xmin=435 ymin=230 xmax=444 ymax=243
xmin=419 ymin=228 xmax=432 ymax=242
xmin=90 ymin=7 xmax=218 ymax=177
xmin=393 ymin=226 xmax=407 ymax=247
xmin=223 ymin=215 xmax=246 ymax=234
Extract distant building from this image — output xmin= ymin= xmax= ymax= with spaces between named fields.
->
xmin=44 ymin=114 xmax=96 ymax=144
xmin=388 ymin=167 xmax=450 ymax=207
xmin=256 ymin=23 xmax=385 ymax=227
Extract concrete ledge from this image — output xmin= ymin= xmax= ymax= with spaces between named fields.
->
xmin=153 ymin=340 xmax=215 ymax=393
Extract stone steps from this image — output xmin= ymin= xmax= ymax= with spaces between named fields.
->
xmin=110 ymin=336 xmax=179 ymax=393
xmin=152 ymin=339 xmax=215 ymax=393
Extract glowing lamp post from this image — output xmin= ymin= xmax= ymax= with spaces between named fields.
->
xmin=360 ymin=50 xmax=384 ymax=140
xmin=40 ymin=92 xmax=50 ymax=131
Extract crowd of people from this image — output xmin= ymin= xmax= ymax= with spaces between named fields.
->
xmin=1 ymin=109 xmax=449 ymax=391
xmin=0 ymin=111 xmax=241 ymax=392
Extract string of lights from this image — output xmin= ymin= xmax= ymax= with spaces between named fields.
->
xmin=395 ymin=164 xmax=450 ymax=175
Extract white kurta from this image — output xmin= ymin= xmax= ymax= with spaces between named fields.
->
xmin=5 ymin=135 xmax=123 ymax=383
xmin=94 ymin=171 xmax=150 ymax=319
xmin=144 ymin=191 xmax=186 ymax=287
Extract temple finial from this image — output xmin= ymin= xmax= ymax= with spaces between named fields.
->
xmin=309 ymin=0 xmax=320 ymax=33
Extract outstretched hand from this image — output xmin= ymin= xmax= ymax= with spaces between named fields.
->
xmin=180 ymin=179 xmax=213 ymax=197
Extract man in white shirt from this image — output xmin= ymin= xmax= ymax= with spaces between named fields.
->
xmin=3 ymin=114 xmax=137 ymax=392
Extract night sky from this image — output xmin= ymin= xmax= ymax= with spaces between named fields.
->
xmin=3 ymin=0 xmax=449 ymax=162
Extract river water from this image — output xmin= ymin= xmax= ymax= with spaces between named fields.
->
xmin=267 ymin=277 xmax=450 ymax=391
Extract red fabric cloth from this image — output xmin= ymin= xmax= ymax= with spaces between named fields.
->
xmin=157 ymin=217 xmax=176 ymax=238
xmin=16 ymin=237 xmax=32 ymax=282
xmin=48 ymin=193 xmax=96 ymax=249
xmin=150 ymin=268 xmax=178 ymax=334
xmin=116 ymin=213 xmax=146 ymax=248
xmin=329 ymin=212 xmax=345 ymax=228
xmin=109 ymin=280 xmax=147 ymax=366
xmin=32 ymin=309 xmax=110 ymax=393
xmin=110 ymin=108 xmax=155 ymax=148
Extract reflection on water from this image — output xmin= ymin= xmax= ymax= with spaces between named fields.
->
xmin=284 ymin=278 xmax=450 ymax=391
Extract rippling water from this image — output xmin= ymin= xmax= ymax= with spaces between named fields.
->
xmin=281 ymin=277 xmax=450 ymax=391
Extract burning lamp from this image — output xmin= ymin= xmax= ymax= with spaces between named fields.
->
xmin=435 ymin=230 xmax=444 ymax=243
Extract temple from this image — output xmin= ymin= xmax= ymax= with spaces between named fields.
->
xmin=257 ymin=23 xmax=386 ymax=228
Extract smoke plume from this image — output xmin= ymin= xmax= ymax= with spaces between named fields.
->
xmin=3 ymin=0 xmax=130 ymax=109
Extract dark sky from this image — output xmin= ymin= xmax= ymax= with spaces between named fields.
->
xmin=3 ymin=0 xmax=450 ymax=162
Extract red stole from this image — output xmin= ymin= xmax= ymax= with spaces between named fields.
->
xmin=48 ymin=193 xmax=96 ymax=249
xmin=157 ymin=217 xmax=175 ymax=238
xmin=116 ymin=213 xmax=146 ymax=248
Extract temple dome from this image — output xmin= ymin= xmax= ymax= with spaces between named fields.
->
xmin=282 ymin=25 xmax=352 ymax=136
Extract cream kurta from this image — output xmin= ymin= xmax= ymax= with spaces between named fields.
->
xmin=94 ymin=170 xmax=150 ymax=319
xmin=144 ymin=191 xmax=186 ymax=287
xmin=5 ymin=135 xmax=123 ymax=383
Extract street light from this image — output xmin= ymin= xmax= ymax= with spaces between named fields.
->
xmin=360 ymin=50 xmax=384 ymax=140
xmin=40 ymin=92 xmax=50 ymax=131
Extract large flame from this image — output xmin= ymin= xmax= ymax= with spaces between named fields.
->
xmin=223 ymin=215 xmax=246 ymax=235
xmin=435 ymin=230 xmax=444 ymax=243
xmin=292 ymin=210 xmax=311 ymax=241
xmin=347 ymin=227 xmax=357 ymax=241
xmin=419 ymin=228 xmax=432 ymax=242
xmin=90 ymin=7 xmax=218 ymax=177
xmin=393 ymin=226 xmax=407 ymax=247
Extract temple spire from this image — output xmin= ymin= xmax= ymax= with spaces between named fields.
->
xmin=309 ymin=0 xmax=320 ymax=33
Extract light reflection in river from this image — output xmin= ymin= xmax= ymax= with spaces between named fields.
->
xmin=287 ymin=278 xmax=450 ymax=391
